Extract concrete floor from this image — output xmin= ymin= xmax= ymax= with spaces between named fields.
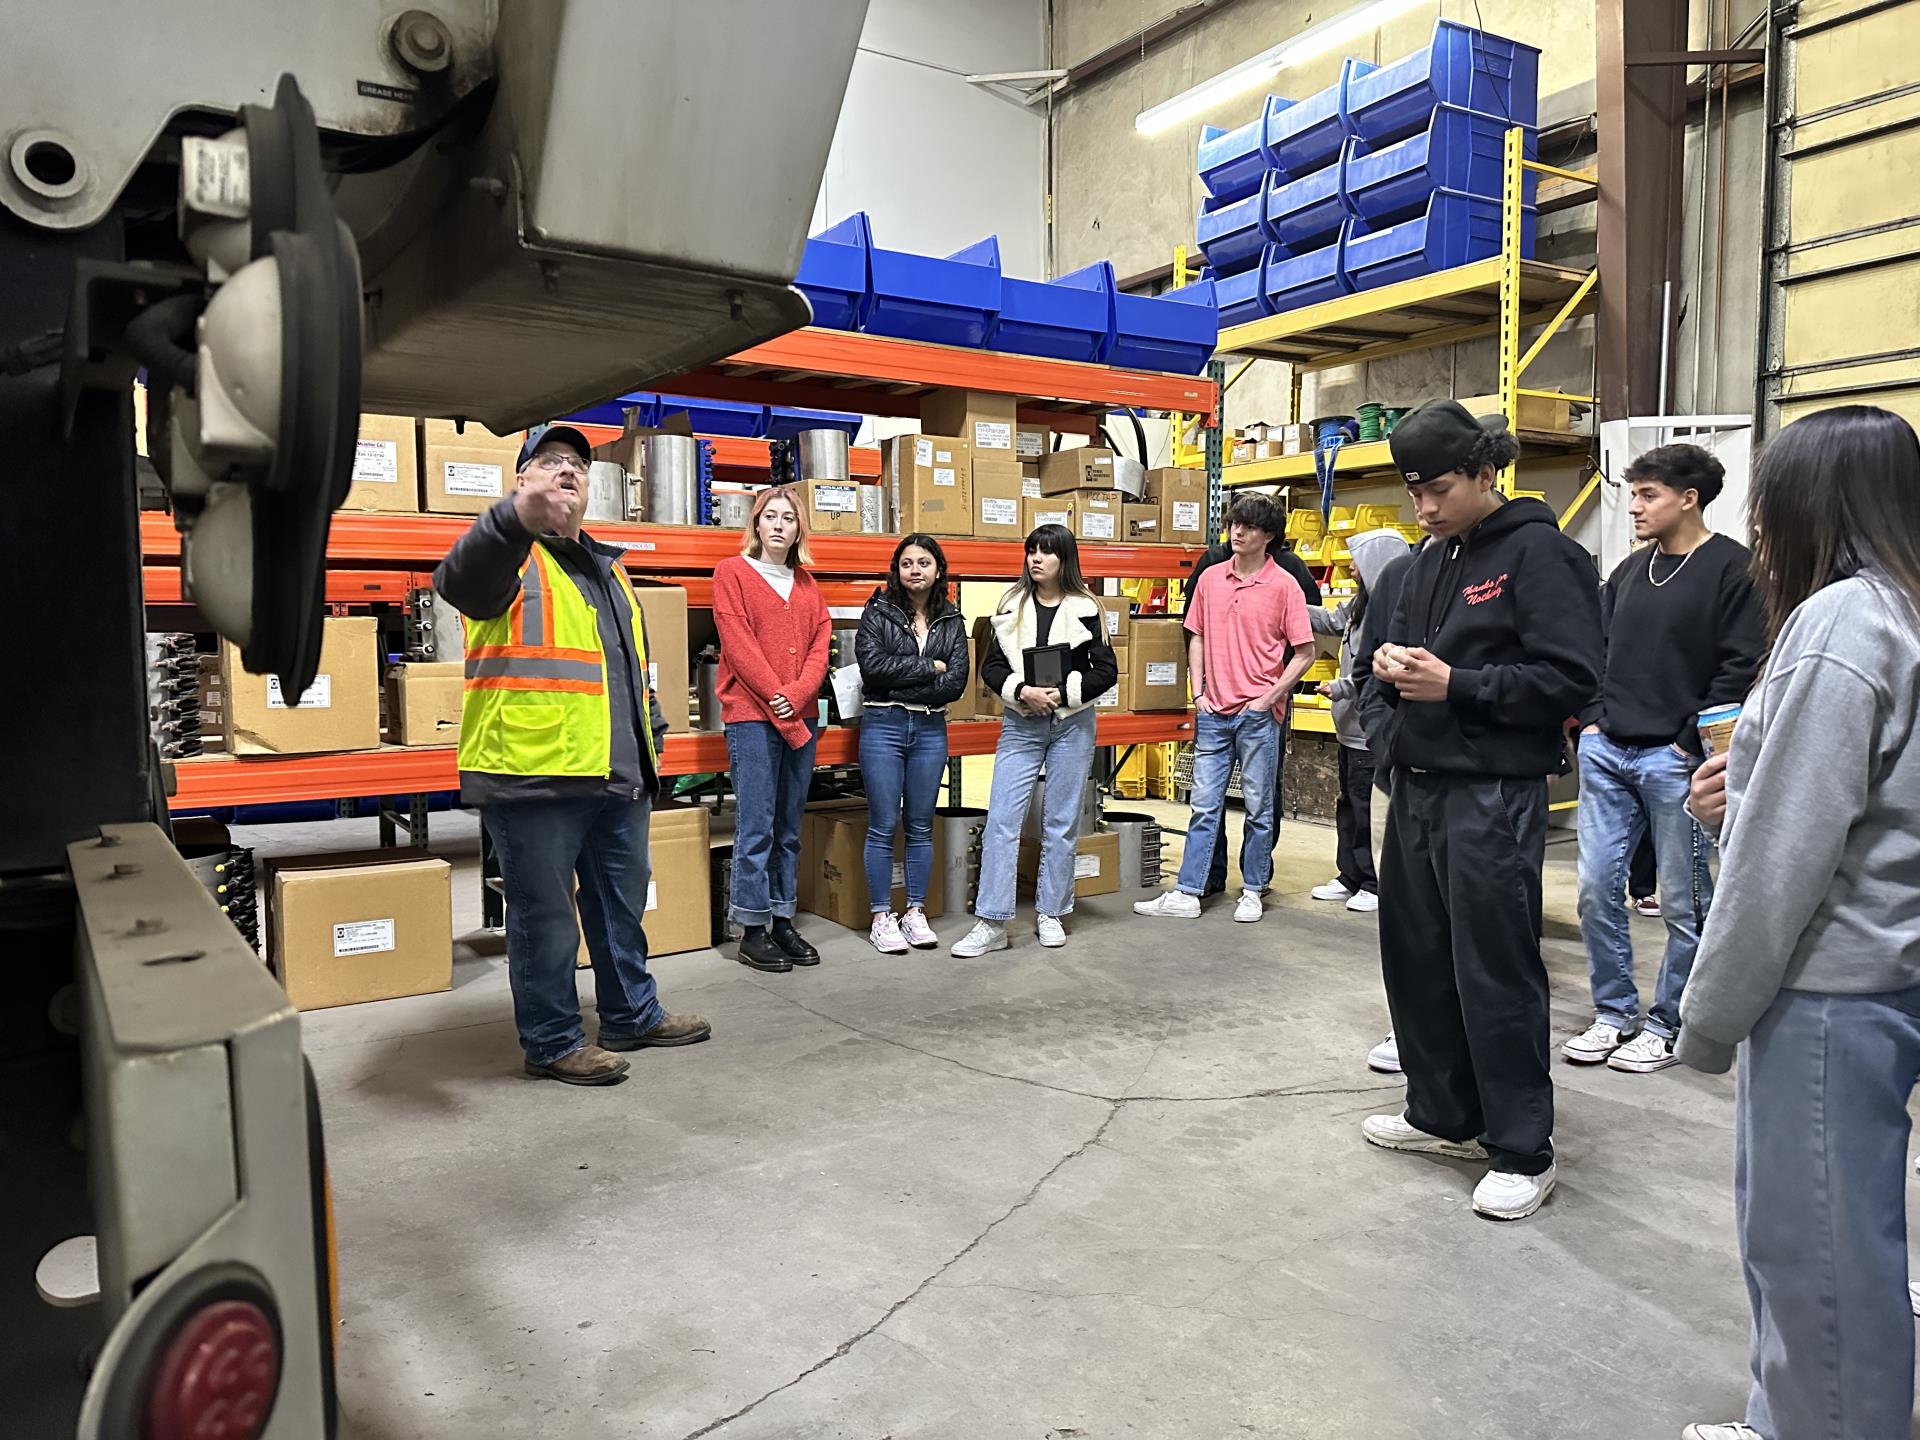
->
xmin=283 ymin=806 xmax=1770 ymax=1440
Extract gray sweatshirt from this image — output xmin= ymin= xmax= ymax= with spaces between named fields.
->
xmin=1321 ymin=528 xmax=1414 ymax=749
xmin=1676 ymin=571 xmax=1920 ymax=1073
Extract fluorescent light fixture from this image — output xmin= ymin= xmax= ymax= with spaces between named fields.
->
xmin=1134 ymin=0 xmax=1427 ymax=135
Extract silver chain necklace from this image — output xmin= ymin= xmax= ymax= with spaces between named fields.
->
xmin=1649 ymin=537 xmax=1707 ymax=588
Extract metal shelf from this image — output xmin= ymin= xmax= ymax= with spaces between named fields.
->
xmin=166 ymin=712 xmax=1196 ymax=808
xmin=1223 ymin=427 xmax=1590 ymax=488
xmin=142 ymin=567 xmax=424 ymax=605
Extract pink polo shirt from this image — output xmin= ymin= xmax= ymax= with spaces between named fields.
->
xmin=1184 ymin=557 xmax=1312 ymax=714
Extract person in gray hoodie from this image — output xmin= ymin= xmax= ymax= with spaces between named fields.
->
xmin=1676 ymin=405 xmax=1920 ymax=1440
xmin=1307 ymin=527 xmax=1412 ymax=915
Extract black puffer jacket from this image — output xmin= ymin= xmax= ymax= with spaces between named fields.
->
xmin=855 ymin=590 xmax=970 ymax=708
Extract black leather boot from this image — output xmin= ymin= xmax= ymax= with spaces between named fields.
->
xmin=736 ymin=931 xmax=792 ymax=972
xmin=771 ymin=920 xmax=820 ymax=966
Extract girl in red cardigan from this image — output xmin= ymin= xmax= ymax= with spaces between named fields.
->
xmin=713 ymin=485 xmax=832 ymax=973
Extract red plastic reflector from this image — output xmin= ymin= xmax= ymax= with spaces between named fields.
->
xmin=144 ymin=1299 xmax=279 ymax=1440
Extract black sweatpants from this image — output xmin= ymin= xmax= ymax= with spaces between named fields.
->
xmin=1334 ymin=745 xmax=1377 ymax=894
xmin=1379 ymin=770 xmax=1553 ymax=1175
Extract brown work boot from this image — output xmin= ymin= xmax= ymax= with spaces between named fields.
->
xmin=524 ymin=1044 xmax=631 ymax=1085
xmin=600 ymin=1011 xmax=712 ymax=1050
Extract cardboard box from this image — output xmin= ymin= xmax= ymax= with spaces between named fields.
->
xmin=1279 ymin=423 xmax=1316 ymax=456
xmin=920 ymin=388 xmax=1018 ymax=455
xmin=631 ymin=581 xmax=691 ymax=733
xmin=1097 ymin=595 xmax=1132 ymax=652
xmin=1123 ymin=503 xmax=1163 ymax=542
xmin=385 ymin=661 xmax=463 ymax=748
xmin=196 ymin=654 xmax=225 ymax=739
xmin=1020 ymin=472 xmax=1043 ymax=497
xmin=1038 ymin=446 xmax=1118 ymax=496
xmin=267 ymin=850 xmax=452 ymax=1011
xmin=1457 ymin=392 xmax=1573 ymax=432
xmin=222 ymin=616 xmax=380 ymax=756
xmin=972 ymin=461 xmax=1026 ymax=538
xmin=1095 ymin=663 xmax=1127 ymax=710
xmin=1015 ymin=423 xmax=1051 ymax=462
xmin=1022 ymin=497 xmax=1074 ymax=533
xmin=422 ymin=418 xmax=522 ymax=515
xmin=341 ymin=414 xmax=420 ymax=514
xmin=885 ymin=434 xmax=973 ymax=535
xmin=1017 ymin=830 xmax=1120 ymax=900
xmin=574 ymin=803 xmax=712 ymax=964
xmin=1157 ymin=469 xmax=1211 ymax=542
xmin=1127 ymin=617 xmax=1189 ymax=711
xmin=801 ymin=808 xmax=945 ymax=929
xmin=1073 ymin=490 xmax=1125 ymax=543
xmin=805 ymin=478 xmax=864 ymax=534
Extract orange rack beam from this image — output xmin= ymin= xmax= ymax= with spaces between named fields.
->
xmin=167 ymin=712 xmax=1194 ymax=808
xmin=142 ymin=566 xmax=422 ymax=605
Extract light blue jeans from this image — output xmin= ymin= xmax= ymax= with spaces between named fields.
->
xmin=973 ymin=706 xmax=1098 ymax=921
xmin=1575 ymin=731 xmax=1714 ymax=1037
xmin=1736 ymin=983 xmax=1920 ymax=1439
xmin=1176 ymin=707 xmax=1283 ymax=896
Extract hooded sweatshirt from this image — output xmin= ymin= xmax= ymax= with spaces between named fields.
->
xmin=1322 ymin=528 xmax=1413 ymax=749
xmin=1359 ymin=497 xmax=1602 ymax=778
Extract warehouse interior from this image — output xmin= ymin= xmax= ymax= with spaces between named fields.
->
xmin=6 ymin=0 xmax=1917 ymax=1437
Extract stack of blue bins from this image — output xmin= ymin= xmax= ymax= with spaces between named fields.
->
xmin=1194 ymin=19 xmax=1540 ymax=328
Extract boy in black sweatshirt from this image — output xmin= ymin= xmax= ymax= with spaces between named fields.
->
xmin=1356 ymin=401 xmax=1602 ymax=1221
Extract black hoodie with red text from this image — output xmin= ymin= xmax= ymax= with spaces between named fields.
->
xmin=1358 ymin=497 xmax=1601 ymax=778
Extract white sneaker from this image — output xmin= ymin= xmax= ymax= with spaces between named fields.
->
xmin=1608 ymin=1029 xmax=1679 ymax=1073
xmin=1561 ymin=1020 xmax=1628 ymax=1065
xmin=899 ymin=907 xmax=938 ymax=950
xmin=869 ymin=912 xmax=909 ymax=955
xmin=950 ymin=919 xmax=1009 ymax=958
xmin=1310 ymin=878 xmax=1352 ymax=902
xmin=1472 ymin=1162 xmax=1557 ymax=1221
xmin=1345 ymin=889 xmax=1379 ymax=914
xmin=1367 ymin=1031 xmax=1401 ymax=1074
xmin=1682 ymin=1425 xmax=1764 ymax=1440
xmin=1036 ymin=914 xmax=1067 ymax=948
xmin=1133 ymin=890 xmax=1201 ymax=919
xmin=1233 ymin=890 xmax=1263 ymax=923
xmin=1361 ymin=1112 xmax=1486 ymax=1160
xmin=1911 ymin=1281 xmax=1920 ymax=1318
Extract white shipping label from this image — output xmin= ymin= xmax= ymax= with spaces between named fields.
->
xmin=1091 ymin=455 xmax=1113 ymax=469
xmin=443 ymin=461 xmax=503 ymax=497
xmin=1173 ymin=500 xmax=1202 ymax=529
xmin=1096 ymin=687 xmax=1120 ymax=708
xmin=1105 ymin=611 xmax=1121 ymax=634
xmin=933 ymin=467 xmax=957 ymax=487
xmin=353 ymin=438 xmax=399 ymax=483
xmin=914 ymin=437 xmax=934 ymax=467
xmin=891 ymin=861 xmax=906 ymax=888
xmin=1016 ymin=429 xmax=1046 ymax=459
xmin=934 ymin=446 xmax=956 ymax=464
xmin=981 ymin=497 xmax=1019 ymax=526
xmin=646 ymin=881 xmax=658 ymax=912
xmin=266 ymin=673 xmax=332 ymax=709
xmin=816 ymin=483 xmax=859 ymax=514
xmin=1022 ymin=476 xmax=1042 ymax=498
xmin=1083 ymin=513 xmax=1116 ymax=539
xmin=1074 ymin=853 xmax=1102 ymax=879
xmin=332 ymin=918 xmax=395 ymax=958
xmin=1146 ymin=661 xmax=1177 ymax=685
xmin=974 ymin=421 xmax=1013 ymax=450
xmin=1036 ymin=510 xmax=1070 ymax=528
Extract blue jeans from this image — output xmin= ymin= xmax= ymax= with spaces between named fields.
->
xmin=859 ymin=706 xmax=948 ymax=912
xmin=484 ymin=795 xmax=665 ymax=1066
xmin=1736 ymin=983 xmax=1920 ymax=1439
xmin=725 ymin=719 xmax=819 ymax=926
xmin=973 ymin=707 xmax=1098 ymax=921
xmin=1574 ymin=731 xmax=1714 ymax=1037
xmin=1179 ymin=707 xmax=1283 ymax=896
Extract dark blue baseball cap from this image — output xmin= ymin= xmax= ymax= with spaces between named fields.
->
xmin=516 ymin=424 xmax=593 ymax=471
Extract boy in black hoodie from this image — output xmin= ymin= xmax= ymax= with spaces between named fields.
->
xmin=1356 ymin=401 xmax=1602 ymax=1221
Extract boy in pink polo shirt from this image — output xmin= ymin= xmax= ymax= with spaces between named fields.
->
xmin=1136 ymin=492 xmax=1314 ymax=923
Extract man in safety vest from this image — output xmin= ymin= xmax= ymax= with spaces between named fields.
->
xmin=434 ymin=425 xmax=711 ymax=1085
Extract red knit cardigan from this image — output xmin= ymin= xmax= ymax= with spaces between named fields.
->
xmin=712 ymin=555 xmax=832 ymax=750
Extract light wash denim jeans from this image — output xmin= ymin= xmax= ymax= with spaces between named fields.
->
xmin=858 ymin=705 xmax=948 ymax=911
xmin=725 ymin=719 xmax=820 ymax=926
xmin=1574 ymin=730 xmax=1714 ymax=1037
xmin=1736 ymin=982 xmax=1920 ymax=1440
xmin=1177 ymin=707 xmax=1283 ymax=896
xmin=972 ymin=706 xmax=1098 ymax=921
xmin=484 ymin=795 xmax=665 ymax=1066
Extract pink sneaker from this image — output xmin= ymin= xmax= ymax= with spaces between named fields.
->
xmin=899 ymin=907 xmax=938 ymax=949
xmin=869 ymin=912 xmax=909 ymax=954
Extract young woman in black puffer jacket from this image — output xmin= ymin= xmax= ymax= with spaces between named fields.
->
xmin=854 ymin=533 xmax=970 ymax=954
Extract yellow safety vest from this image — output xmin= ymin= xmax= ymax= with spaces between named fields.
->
xmin=457 ymin=542 xmax=658 ymax=778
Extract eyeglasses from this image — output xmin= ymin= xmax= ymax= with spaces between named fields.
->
xmin=529 ymin=452 xmax=587 ymax=475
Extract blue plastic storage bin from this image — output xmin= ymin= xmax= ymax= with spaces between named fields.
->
xmin=864 ymin=234 xmax=1002 ymax=348
xmin=1264 ymin=231 xmax=1352 ymax=314
xmin=1195 ymin=173 xmax=1278 ymax=272
xmin=794 ymin=213 xmax=872 ymax=330
xmin=1343 ymin=19 xmax=1540 ymax=146
xmin=1340 ymin=190 xmax=1535 ymax=293
xmin=989 ymin=262 xmax=1115 ymax=364
xmin=1210 ymin=254 xmax=1273 ymax=330
xmin=1267 ymin=57 xmax=1376 ymax=175
xmin=764 ymin=407 xmax=864 ymax=440
xmin=1109 ymin=279 xmax=1218 ymax=374
xmin=1265 ymin=150 xmax=1355 ymax=250
xmin=1197 ymin=95 xmax=1295 ymax=202
xmin=1343 ymin=105 xmax=1536 ymax=223
xmin=653 ymin=396 xmax=771 ymax=438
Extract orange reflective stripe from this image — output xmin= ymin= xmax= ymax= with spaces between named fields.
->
xmin=464 ymin=676 xmax=606 ymax=694
xmin=466 ymin=644 xmax=601 ymax=663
